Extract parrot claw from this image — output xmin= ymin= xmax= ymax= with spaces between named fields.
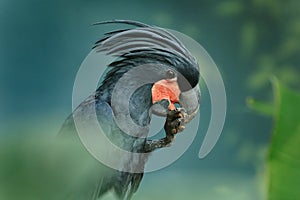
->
xmin=165 ymin=108 xmax=187 ymax=135
xmin=144 ymin=108 xmax=187 ymax=152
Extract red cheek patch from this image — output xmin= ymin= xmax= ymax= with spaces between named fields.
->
xmin=152 ymin=79 xmax=181 ymax=110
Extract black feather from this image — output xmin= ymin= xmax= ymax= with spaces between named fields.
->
xmin=92 ymin=19 xmax=150 ymax=28
xmin=60 ymin=20 xmax=200 ymax=200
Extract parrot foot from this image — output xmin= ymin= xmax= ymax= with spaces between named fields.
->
xmin=144 ymin=108 xmax=186 ymax=152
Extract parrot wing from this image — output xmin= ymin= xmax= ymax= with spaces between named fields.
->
xmin=59 ymin=94 xmax=144 ymax=200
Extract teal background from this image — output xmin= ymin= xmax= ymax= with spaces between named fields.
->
xmin=1 ymin=0 xmax=299 ymax=199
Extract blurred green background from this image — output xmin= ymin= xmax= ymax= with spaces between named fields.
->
xmin=1 ymin=0 xmax=300 ymax=199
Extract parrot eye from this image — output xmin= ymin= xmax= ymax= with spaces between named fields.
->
xmin=165 ymin=70 xmax=176 ymax=79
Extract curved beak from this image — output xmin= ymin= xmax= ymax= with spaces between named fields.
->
xmin=151 ymin=84 xmax=200 ymax=123
xmin=179 ymin=85 xmax=201 ymax=124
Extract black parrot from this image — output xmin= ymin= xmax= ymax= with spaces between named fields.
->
xmin=59 ymin=20 xmax=200 ymax=200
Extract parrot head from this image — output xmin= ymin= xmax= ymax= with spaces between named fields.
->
xmin=94 ymin=20 xmax=200 ymax=125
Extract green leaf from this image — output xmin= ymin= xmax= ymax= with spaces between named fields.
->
xmin=247 ymin=77 xmax=300 ymax=199
xmin=267 ymin=78 xmax=300 ymax=200
xmin=246 ymin=97 xmax=274 ymax=116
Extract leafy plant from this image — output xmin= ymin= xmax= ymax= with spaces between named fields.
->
xmin=248 ymin=78 xmax=300 ymax=200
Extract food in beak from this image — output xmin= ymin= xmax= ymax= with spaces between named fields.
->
xmin=151 ymin=78 xmax=181 ymax=110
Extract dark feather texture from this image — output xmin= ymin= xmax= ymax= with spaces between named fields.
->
xmin=60 ymin=20 xmax=200 ymax=200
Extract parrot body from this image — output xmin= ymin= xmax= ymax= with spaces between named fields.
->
xmin=59 ymin=20 xmax=200 ymax=200
xmin=60 ymin=89 xmax=149 ymax=200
